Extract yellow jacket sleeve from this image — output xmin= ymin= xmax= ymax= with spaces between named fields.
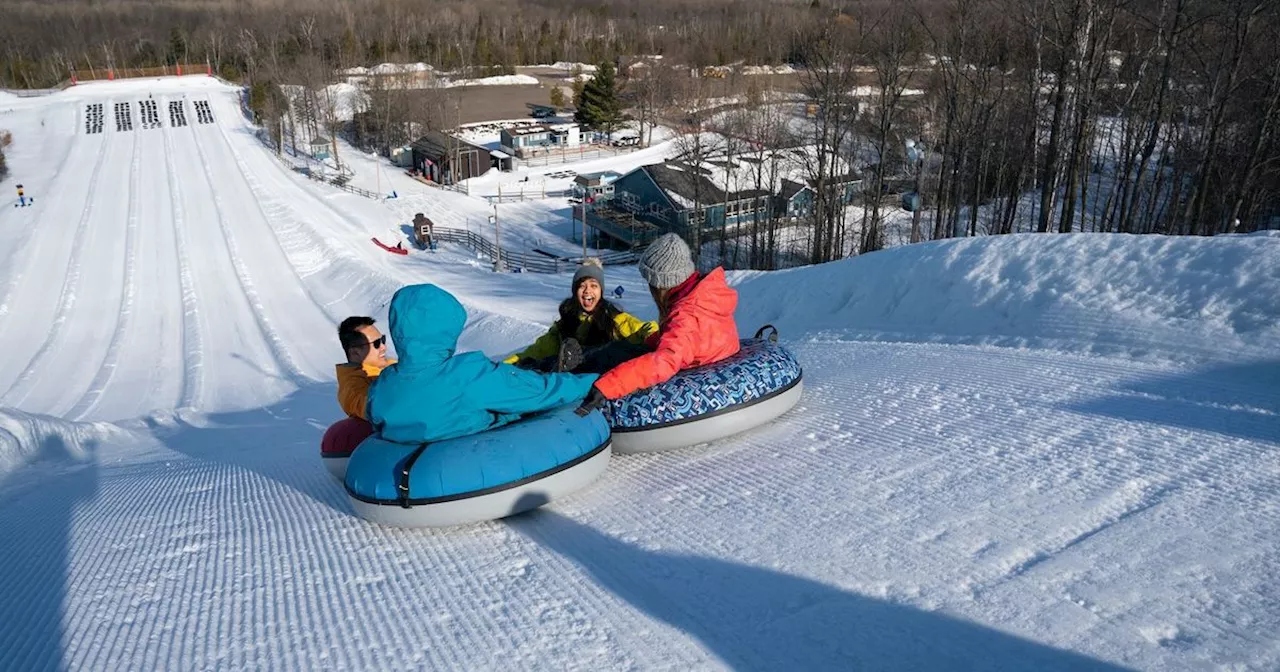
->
xmin=335 ymin=361 xmax=392 ymax=419
xmin=506 ymin=324 xmax=564 ymax=364
xmin=336 ymin=365 xmax=373 ymax=419
xmin=614 ymin=312 xmax=659 ymax=345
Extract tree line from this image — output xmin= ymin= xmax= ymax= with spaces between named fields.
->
xmin=0 ymin=0 xmax=850 ymax=89
xmin=3 ymin=0 xmax=1276 ymax=269
xmin=697 ymin=0 xmax=1280 ymax=268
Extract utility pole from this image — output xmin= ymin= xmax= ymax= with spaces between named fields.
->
xmin=489 ymin=207 xmax=502 ymax=272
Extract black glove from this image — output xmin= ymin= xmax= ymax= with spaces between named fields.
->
xmin=575 ymin=386 xmax=608 ymax=417
xmin=514 ymin=358 xmax=537 ymax=370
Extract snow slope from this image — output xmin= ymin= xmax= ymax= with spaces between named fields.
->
xmin=0 ymin=76 xmax=1278 ymax=671
xmin=732 ymin=232 xmax=1280 ymax=365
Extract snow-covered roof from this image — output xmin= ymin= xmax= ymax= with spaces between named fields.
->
xmin=659 ymin=142 xmax=860 ymax=201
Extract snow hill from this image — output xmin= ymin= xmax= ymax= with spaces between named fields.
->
xmin=1 ymin=77 xmax=1278 ymax=671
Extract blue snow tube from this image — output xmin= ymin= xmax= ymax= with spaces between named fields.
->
xmin=603 ymin=330 xmax=803 ymax=454
xmin=345 ymin=406 xmax=611 ymax=527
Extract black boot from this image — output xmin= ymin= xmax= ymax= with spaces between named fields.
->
xmin=557 ymin=338 xmax=584 ymax=373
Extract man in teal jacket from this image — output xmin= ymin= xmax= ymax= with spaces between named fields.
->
xmin=367 ymin=284 xmax=599 ymax=444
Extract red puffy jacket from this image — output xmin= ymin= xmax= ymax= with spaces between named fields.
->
xmin=595 ymin=267 xmax=740 ymax=400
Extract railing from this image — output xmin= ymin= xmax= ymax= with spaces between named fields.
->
xmin=515 ymin=144 xmax=634 ymax=167
xmin=483 ymin=189 xmax=574 ymax=204
xmin=292 ymin=164 xmax=381 ymax=199
xmin=254 ymin=127 xmax=380 ymax=200
xmin=72 ymin=65 xmax=203 ymax=81
xmin=1 ymin=88 xmax=63 ymax=97
xmin=431 ymin=226 xmax=637 ymax=273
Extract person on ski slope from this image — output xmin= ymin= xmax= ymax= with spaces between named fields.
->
xmin=335 ymin=316 xmax=396 ymax=420
xmin=367 ymin=284 xmax=598 ymax=444
xmin=504 ymin=258 xmax=657 ymax=373
xmin=575 ymin=232 xmax=740 ymax=416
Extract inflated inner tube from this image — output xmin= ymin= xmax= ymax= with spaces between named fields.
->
xmin=345 ymin=406 xmax=611 ymax=527
xmin=320 ymin=417 xmax=373 ymax=481
xmin=603 ymin=334 xmax=802 ymax=454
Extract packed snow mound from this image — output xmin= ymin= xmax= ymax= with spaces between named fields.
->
xmin=443 ymin=74 xmax=539 ymax=88
xmin=733 ymin=232 xmax=1280 ymax=364
xmin=542 ymin=62 xmax=599 ymax=73
xmin=0 ymin=408 xmax=124 ymax=479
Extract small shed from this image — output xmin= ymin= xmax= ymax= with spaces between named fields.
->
xmin=390 ymin=145 xmax=413 ymax=168
xmin=410 ymin=130 xmax=492 ymax=185
xmin=309 ymin=136 xmax=331 ymax=160
xmin=489 ymin=149 xmax=514 ymax=172
xmin=412 ymin=212 xmax=436 ymax=249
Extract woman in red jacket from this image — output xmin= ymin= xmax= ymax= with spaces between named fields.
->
xmin=577 ymin=232 xmax=740 ymax=414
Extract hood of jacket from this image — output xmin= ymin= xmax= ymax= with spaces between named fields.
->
xmin=667 ymin=267 xmax=737 ymax=324
xmin=388 ymin=284 xmax=467 ymax=369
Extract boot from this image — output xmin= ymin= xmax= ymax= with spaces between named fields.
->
xmin=557 ymin=338 xmax=584 ymax=373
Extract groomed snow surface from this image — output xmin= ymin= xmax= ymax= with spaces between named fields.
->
xmin=1 ymin=76 xmax=1279 ymax=671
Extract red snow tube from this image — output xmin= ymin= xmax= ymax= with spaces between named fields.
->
xmin=321 ymin=417 xmax=374 ymax=481
xmin=372 ymin=237 xmax=409 ymax=255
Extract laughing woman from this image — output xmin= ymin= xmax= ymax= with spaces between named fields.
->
xmin=505 ymin=258 xmax=657 ymax=373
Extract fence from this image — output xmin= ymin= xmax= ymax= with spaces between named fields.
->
xmin=72 ymin=64 xmax=206 ymax=82
xmin=252 ymin=126 xmax=380 ymax=200
xmin=431 ymin=226 xmax=637 ymax=273
xmin=483 ymin=187 xmax=574 ymax=204
xmin=290 ymin=163 xmax=381 ymax=199
xmin=515 ymin=144 xmax=635 ymax=168
xmin=1 ymin=87 xmax=64 ymax=97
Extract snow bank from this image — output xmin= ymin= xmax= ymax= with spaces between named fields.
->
xmin=341 ymin=63 xmax=433 ymax=77
xmin=443 ymin=74 xmax=540 ymax=88
xmin=733 ymin=232 xmax=1280 ymax=364
xmin=0 ymin=408 xmax=124 ymax=479
xmin=542 ymin=62 xmax=599 ymax=73
xmin=848 ymin=86 xmax=926 ymax=97
xmin=742 ymin=65 xmax=798 ymax=75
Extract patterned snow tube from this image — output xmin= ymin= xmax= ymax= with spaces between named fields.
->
xmin=320 ymin=417 xmax=374 ymax=481
xmin=603 ymin=337 xmax=803 ymax=454
xmin=344 ymin=406 xmax=611 ymax=528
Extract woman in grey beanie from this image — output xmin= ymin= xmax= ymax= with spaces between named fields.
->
xmin=576 ymin=232 xmax=741 ymax=415
xmin=505 ymin=257 xmax=657 ymax=372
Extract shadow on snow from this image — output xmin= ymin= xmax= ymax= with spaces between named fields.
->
xmin=508 ymin=493 xmax=1130 ymax=671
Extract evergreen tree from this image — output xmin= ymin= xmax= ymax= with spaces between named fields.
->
xmin=168 ymin=28 xmax=187 ymax=66
xmin=575 ymin=61 xmax=622 ymax=136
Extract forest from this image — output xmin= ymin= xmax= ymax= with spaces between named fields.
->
xmin=2 ymin=0 xmax=1277 ymax=265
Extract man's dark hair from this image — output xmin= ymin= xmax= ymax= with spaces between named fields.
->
xmin=339 ymin=316 xmax=376 ymax=351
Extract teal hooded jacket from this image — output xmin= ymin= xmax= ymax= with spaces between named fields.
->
xmin=366 ymin=284 xmax=599 ymax=444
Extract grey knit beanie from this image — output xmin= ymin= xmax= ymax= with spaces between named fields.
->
xmin=638 ymin=233 xmax=696 ymax=289
xmin=572 ymin=257 xmax=605 ymax=291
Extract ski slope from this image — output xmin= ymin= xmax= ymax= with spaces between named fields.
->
xmin=1 ymin=77 xmax=1279 ymax=671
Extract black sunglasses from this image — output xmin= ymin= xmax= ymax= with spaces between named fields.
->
xmin=351 ymin=335 xmax=386 ymax=350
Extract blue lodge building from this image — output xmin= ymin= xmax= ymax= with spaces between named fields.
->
xmin=584 ymin=159 xmax=862 ymax=248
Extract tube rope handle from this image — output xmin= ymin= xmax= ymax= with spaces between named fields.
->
xmin=753 ymin=324 xmax=779 ymax=343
